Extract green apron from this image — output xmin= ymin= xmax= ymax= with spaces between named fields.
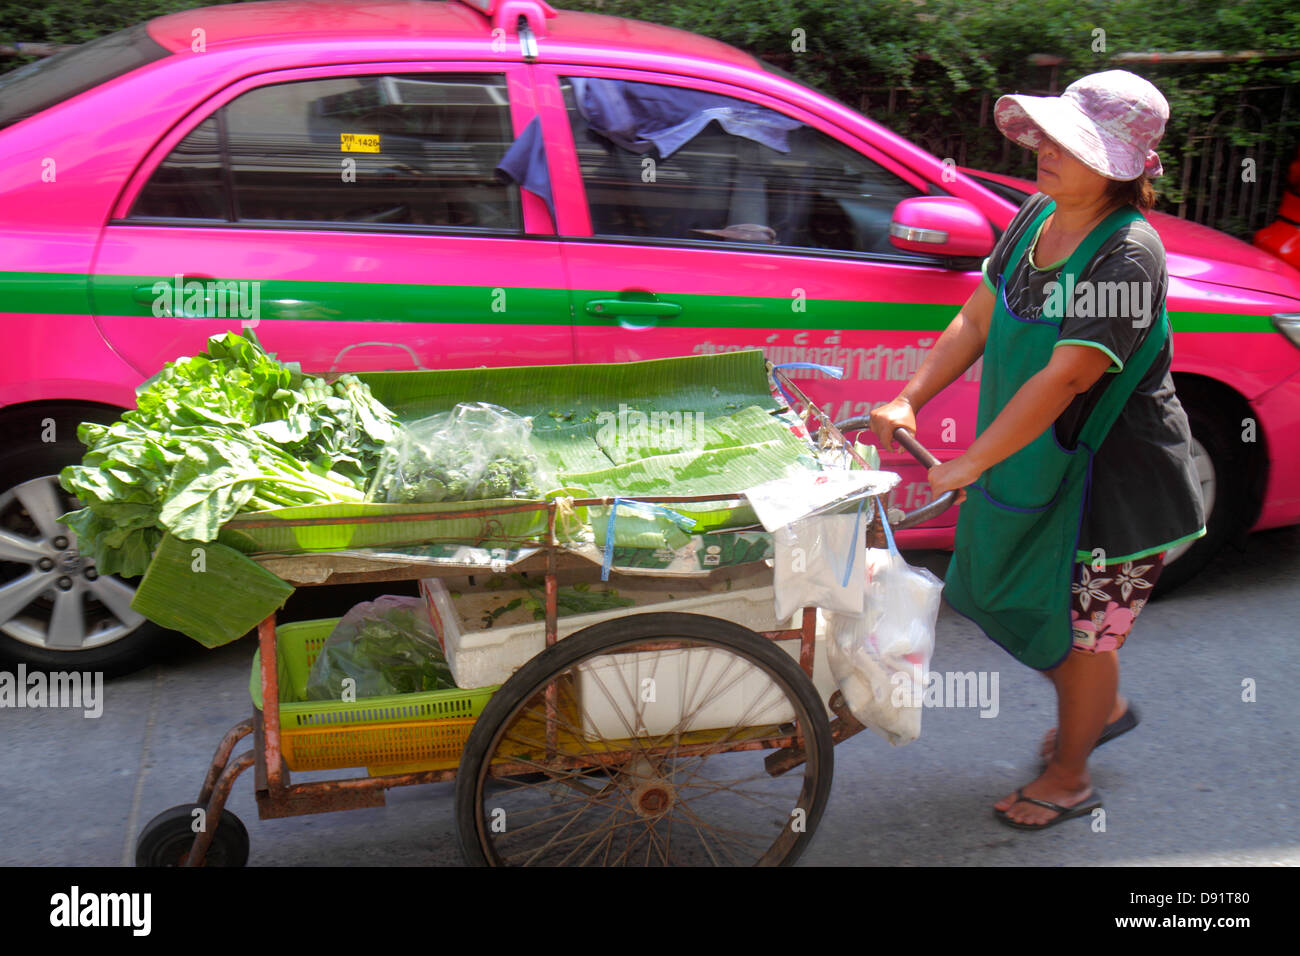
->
xmin=944 ymin=200 xmax=1168 ymax=670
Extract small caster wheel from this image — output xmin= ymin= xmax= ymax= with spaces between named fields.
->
xmin=135 ymin=803 xmax=249 ymax=867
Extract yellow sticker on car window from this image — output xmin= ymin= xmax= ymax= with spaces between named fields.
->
xmin=340 ymin=133 xmax=380 ymax=153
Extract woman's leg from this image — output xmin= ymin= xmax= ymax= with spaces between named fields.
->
xmin=993 ymin=649 xmax=1106 ymax=825
xmin=1039 ymin=671 xmax=1128 ymax=759
xmin=1037 ymin=552 xmax=1164 ymax=758
xmin=1050 ymin=646 xmax=1118 ymax=767
xmin=995 ymin=553 xmax=1165 ymax=823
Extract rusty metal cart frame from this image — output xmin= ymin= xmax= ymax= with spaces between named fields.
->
xmin=152 ymin=373 xmax=953 ymax=867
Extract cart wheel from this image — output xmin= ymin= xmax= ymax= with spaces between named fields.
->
xmin=135 ymin=803 xmax=249 ymax=867
xmin=456 ymin=612 xmax=833 ymax=867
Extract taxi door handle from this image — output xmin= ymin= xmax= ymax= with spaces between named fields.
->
xmin=584 ymin=299 xmax=682 ymax=318
xmin=132 ymin=274 xmax=215 ymax=312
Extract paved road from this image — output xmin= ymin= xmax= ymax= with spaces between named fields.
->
xmin=4 ymin=525 xmax=1297 ymax=866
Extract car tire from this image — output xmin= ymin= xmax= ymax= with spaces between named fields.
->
xmin=1150 ymin=391 xmax=1254 ymax=597
xmin=0 ymin=403 xmax=175 ymax=677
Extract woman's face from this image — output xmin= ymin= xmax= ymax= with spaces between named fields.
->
xmin=1036 ymin=134 xmax=1110 ymax=206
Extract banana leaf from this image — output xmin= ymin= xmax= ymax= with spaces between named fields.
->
xmin=130 ymin=531 xmax=294 ymax=648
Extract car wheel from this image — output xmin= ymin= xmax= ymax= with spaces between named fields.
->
xmin=0 ymin=404 xmax=173 ymax=677
xmin=1151 ymin=394 xmax=1252 ymax=596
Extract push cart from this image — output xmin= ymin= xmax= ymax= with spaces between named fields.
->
xmin=135 ymin=373 xmax=955 ymax=868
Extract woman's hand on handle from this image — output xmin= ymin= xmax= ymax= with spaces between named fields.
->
xmin=866 ymin=281 xmax=992 ymax=453
xmin=867 ymin=280 xmax=995 ymax=504
xmin=869 ymin=397 xmax=917 ymax=453
xmin=926 ymin=457 xmax=980 ymax=506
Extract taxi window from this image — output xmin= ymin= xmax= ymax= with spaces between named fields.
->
xmin=561 ymin=77 xmax=922 ymax=254
xmin=0 ymin=25 xmax=168 ymax=132
xmin=130 ymin=115 xmax=226 ymax=219
xmin=130 ymin=73 xmax=521 ymax=231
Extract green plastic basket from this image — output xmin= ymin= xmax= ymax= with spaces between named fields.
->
xmin=250 ymin=618 xmax=498 ymax=774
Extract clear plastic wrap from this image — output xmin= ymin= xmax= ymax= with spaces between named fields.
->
xmin=305 ymin=595 xmax=456 ymax=700
xmin=367 ymin=402 xmax=551 ymax=504
xmin=772 ymin=507 xmax=868 ymax=624
xmin=824 ymin=511 xmax=942 ymax=746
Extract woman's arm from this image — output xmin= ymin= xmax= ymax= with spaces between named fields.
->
xmin=869 ymin=280 xmax=995 ymax=451
xmin=900 ymin=279 xmax=995 ymax=410
xmin=927 ymin=344 xmax=1114 ymax=498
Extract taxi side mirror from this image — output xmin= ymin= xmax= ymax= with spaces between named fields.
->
xmin=889 ymin=197 xmax=994 ymax=258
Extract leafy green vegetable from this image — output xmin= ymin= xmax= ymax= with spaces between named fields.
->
xmin=367 ymin=403 xmax=545 ymax=504
xmin=305 ymin=601 xmax=455 ymax=700
xmin=58 ymin=329 xmax=396 ymax=578
xmin=500 ymin=574 xmax=635 ymax=624
xmin=479 ymin=456 xmax=541 ymax=499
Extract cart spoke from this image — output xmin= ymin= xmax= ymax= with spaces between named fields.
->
xmin=498 ymin=803 xmax=665 ymax=865
xmin=468 ymin=619 xmax=832 ymax=866
xmin=521 ymin=791 xmax=618 ymax=867
xmin=669 ymin=799 xmax=780 ymax=862
xmin=666 ymin=683 xmax=797 ymax=791
xmin=666 ymin=801 xmax=745 ymax=866
xmin=674 ymin=770 xmax=796 ymax=805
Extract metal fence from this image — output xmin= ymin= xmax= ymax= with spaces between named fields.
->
xmin=859 ymin=59 xmax=1300 ymax=242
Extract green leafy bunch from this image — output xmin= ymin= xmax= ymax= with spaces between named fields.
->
xmin=480 ymin=576 xmax=636 ymax=627
xmin=368 ymin=403 xmax=547 ymax=505
xmin=305 ymin=605 xmax=456 ymax=700
xmin=479 ymin=457 xmax=542 ymax=500
xmin=58 ymin=330 xmax=397 ymax=578
xmin=370 ymin=445 xmax=542 ymax=504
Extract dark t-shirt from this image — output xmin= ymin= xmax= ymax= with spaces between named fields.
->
xmin=981 ymin=192 xmax=1206 ymax=562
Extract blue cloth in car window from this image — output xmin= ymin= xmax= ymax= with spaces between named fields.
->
xmin=496 ymin=115 xmax=554 ymax=223
xmin=571 ymin=76 xmax=803 ymax=159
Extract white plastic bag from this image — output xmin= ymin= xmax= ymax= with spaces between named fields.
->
xmin=772 ymin=502 xmax=868 ymax=624
xmin=825 ymin=509 xmax=942 ymax=746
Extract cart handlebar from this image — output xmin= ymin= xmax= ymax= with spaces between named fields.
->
xmin=832 ymin=417 xmax=958 ymax=531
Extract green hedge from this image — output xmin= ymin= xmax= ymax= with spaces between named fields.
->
xmin=4 ymin=0 xmax=1297 ymax=237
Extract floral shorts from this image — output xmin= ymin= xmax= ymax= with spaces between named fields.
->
xmin=1069 ymin=552 xmax=1167 ymax=653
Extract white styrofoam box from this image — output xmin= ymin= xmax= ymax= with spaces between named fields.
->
xmin=424 ymin=577 xmax=774 ymax=688
xmin=575 ymin=644 xmax=788 ymax=738
xmin=577 ymin=621 xmax=837 ymax=738
xmin=420 ymin=577 xmax=838 ymax=725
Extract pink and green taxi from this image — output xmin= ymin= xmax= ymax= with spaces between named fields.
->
xmin=2 ymin=0 xmax=1299 ymax=674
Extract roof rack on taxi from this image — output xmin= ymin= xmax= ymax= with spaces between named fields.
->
xmin=455 ymin=0 xmax=558 ymax=39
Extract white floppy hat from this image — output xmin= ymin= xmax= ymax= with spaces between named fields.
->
xmin=994 ymin=69 xmax=1169 ymax=180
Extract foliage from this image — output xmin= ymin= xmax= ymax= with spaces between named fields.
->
xmin=570 ymin=0 xmax=1300 ymax=231
xmin=305 ymin=600 xmax=456 ymax=699
xmin=58 ymin=330 xmax=395 ymax=577
xmin=4 ymin=0 xmax=1297 ymax=235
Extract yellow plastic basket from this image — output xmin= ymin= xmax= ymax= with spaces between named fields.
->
xmin=250 ymin=618 xmax=498 ymax=775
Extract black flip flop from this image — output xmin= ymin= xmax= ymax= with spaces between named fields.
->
xmin=1040 ymin=703 xmax=1141 ymax=763
xmin=1097 ymin=702 xmax=1140 ymax=746
xmin=994 ymin=787 xmax=1104 ymax=831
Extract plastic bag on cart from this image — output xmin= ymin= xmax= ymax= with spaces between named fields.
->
xmin=771 ymin=501 xmax=869 ymax=624
xmin=367 ymin=402 xmax=552 ymax=504
xmin=305 ymin=595 xmax=456 ymax=700
xmin=825 ymin=509 xmax=942 ymax=746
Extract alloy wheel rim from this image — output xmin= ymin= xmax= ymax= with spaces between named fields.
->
xmin=0 ymin=475 xmax=145 ymax=652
